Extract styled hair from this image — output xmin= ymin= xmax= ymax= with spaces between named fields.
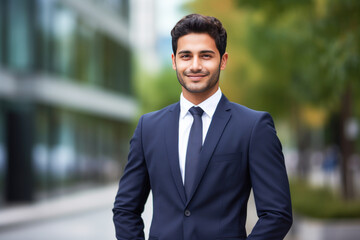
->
xmin=171 ymin=13 xmax=227 ymax=57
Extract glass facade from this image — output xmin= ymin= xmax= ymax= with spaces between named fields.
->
xmin=33 ymin=106 xmax=128 ymax=198
xmin=0 ymin=102 xmax=5 ymax=204
xmin=0 ymin=0 xmax=133 ymax=203
xmin=0 ymin=2 xmax=3 ymax=65
xmin=0 ymin=0 xmax=4 ymax=202
xmin=0 ymin=0 xmax=132 ymax=94
xmin=32 ymin=0 xmax=131 ymax=94
xmin=0 ymin=0 xmax=6 ymax=65
xmin=92 ymin=0 xmax=129 ymax=21
xmin=7 ymin=0 xmax=34 ymax=72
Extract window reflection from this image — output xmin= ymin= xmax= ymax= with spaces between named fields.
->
xmin=33 ymin=106 xmax=128 ymax=199
xmin=52 ymin=5 xmax=77 ymax=78
xmin=36 ymin=0 xmax=55 ymax=72
xmin=92 ymin=0 xmax=129 ymax=21
xmin=0 ymin=0 xmax=132 ymax=203
xmin=0 ymin=104 xmax=5 ymax=203
xmin=34 ymin=0 xmax=131 ymax=94
xmin=0 ymin=1 xmax=3 ymax=65
xmin=7 ymin=0 xmax=33 ymax=72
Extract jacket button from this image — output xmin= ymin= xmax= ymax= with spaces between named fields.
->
xmin=184 ymin=209 xmax=191 ymax=217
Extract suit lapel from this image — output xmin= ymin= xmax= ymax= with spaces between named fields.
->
xmin=186 ymin=95 xmax=232 ymax=204
xmin=165 ymin=103 xmax=187 ymax=204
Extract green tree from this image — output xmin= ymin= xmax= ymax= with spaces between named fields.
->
xmin=134 ymin=65 xmax=181 ymax=114
xmin=189 ymin=0 xmax=360 ymax=199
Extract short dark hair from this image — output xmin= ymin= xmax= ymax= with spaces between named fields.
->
xmin=171 ymin=14 xmax=227 ymax=57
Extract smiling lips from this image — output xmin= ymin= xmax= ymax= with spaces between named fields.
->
xmin=185 ymin=72 xmax=209 ymax=81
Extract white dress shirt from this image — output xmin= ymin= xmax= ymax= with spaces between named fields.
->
xmin=178 ymin=88 xmax=222 ymax=184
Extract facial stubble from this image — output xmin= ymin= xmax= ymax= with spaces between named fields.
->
xmin=175 ymin=63 xmax=222 ymax=94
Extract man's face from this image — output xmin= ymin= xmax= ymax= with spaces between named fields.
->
xmin=172 ymin=33 xmax=228 ymax=100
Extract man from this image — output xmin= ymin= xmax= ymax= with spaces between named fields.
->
xmin=113 ymin=14 xmax=292 ymax=240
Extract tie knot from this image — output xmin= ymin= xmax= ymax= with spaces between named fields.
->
xmin=189 ymin=106 xmax=204 ymax=116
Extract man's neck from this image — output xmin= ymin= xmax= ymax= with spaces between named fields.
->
xmin=182 ymin=87 xmax=219 ymax=105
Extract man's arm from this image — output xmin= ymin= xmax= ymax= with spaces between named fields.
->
xmin=113 ymin=116 xmax=151 ymax=240
xmin=247 ymin=113 xmax=293 ymax=240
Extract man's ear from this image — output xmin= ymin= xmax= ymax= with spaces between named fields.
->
xmin=171 ymin=54 xmax=176 ymax=70
xmin=220 ymin=52 xmax=228 ymax=70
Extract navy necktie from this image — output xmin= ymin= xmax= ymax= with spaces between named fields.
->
xmin=184 ymin=106 xmax=204 ymax=199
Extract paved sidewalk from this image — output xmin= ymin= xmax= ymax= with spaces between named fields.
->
xmin=0 ymin=185 xmax=294 ymax=239
xmin=0 ymin=184 xmax=118 ymax=231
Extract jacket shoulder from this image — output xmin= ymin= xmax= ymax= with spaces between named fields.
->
xmin=228 ymin=101 xmax=269 ymax=121
xmin=141 ymin=102 xmax=178 ymax=122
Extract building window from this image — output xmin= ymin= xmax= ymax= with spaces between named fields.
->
xmin=7 ymin=0 xmax=34 ymax=72
xmin=33 ymin=106 xmax=128 ymax=199
xmin=0 ymin=0 xmax=133 ymax=203
xmin=34 ymin=0 xmax=132 ymax=94
xmin=35 ymin=0 xmax=56 ymax=72
xmin=0 ymin=102 xmax=6 ymax=203
xmin=0 ymin=0 xmax=4 ymax=65
xmin=52 ymin=4 xmax=77 ymax=79
xmin=101 ymin=35 xmax=131 ymax=94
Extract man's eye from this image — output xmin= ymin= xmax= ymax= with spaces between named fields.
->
xmin=180 ymin=55 xmax=190 ymax=59
xmin=202 ymin=55 xmax=212 ymax=59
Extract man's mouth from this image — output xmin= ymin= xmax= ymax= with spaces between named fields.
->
xmin=185 ymin=73 xmax=208 ymax=81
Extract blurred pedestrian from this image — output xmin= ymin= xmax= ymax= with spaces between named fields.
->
xmin=322 ymin=145 xmax=339 ymax=173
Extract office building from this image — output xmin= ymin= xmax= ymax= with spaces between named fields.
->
xmin=0 ymin=0 xmax=136 ymax=204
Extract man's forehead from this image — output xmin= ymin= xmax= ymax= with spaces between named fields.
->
xmin=176 ymin=33 xmax=218 ymax=53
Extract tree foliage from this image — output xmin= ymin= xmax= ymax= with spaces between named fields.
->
xmin=188 ymin=0 xmax=360 ymax=115
xmin=134 ymin=66 xmax=181 ymax=114
xmin=188 ymin=0 xmax=360 ymax=199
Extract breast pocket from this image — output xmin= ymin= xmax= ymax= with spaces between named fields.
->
xmin=207 ymin=152 xmax=244 ymax=187
xmin=211 ymin=152 xmax=242 ymax=163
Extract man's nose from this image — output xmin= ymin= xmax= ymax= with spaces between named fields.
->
xmin=190 ymin=56 xmax=202 ymax=72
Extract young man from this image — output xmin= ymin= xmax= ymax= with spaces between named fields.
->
xmin=113 ymin=14 xmax=292 ymax=240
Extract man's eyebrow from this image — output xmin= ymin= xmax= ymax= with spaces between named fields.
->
xmin=177 ymin=50 xmax=191 ymax=55
xmin=200 ymin=50 xmax=216 ymax=54
xmin=177 ymin=50 xmax=216 ymax=55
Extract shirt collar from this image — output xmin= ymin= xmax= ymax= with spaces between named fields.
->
xmin=180 ymin=88 xmax=222 ymax=119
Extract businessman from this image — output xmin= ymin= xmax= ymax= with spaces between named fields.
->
xmin=113 ymin=14 xmax=292 ymax=240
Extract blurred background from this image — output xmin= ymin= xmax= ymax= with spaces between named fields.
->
xmin=0 ymin=0 xmax=359 ymax=239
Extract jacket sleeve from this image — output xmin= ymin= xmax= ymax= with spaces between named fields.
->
xmin=247 ymin=113 xmax=293 ymax=240
xmin=113 ymin=115 xmax=151 ymax=240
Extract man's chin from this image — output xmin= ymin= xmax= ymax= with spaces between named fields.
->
xmin=184 ymin=86 xmax=207 ymax=94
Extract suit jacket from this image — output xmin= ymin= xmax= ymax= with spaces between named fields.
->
xmin=113 ymin=95 xmax=292 ymax=240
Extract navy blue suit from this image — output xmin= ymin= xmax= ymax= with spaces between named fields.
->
xmin=113 ymin=95 xmax=292 ymax=240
